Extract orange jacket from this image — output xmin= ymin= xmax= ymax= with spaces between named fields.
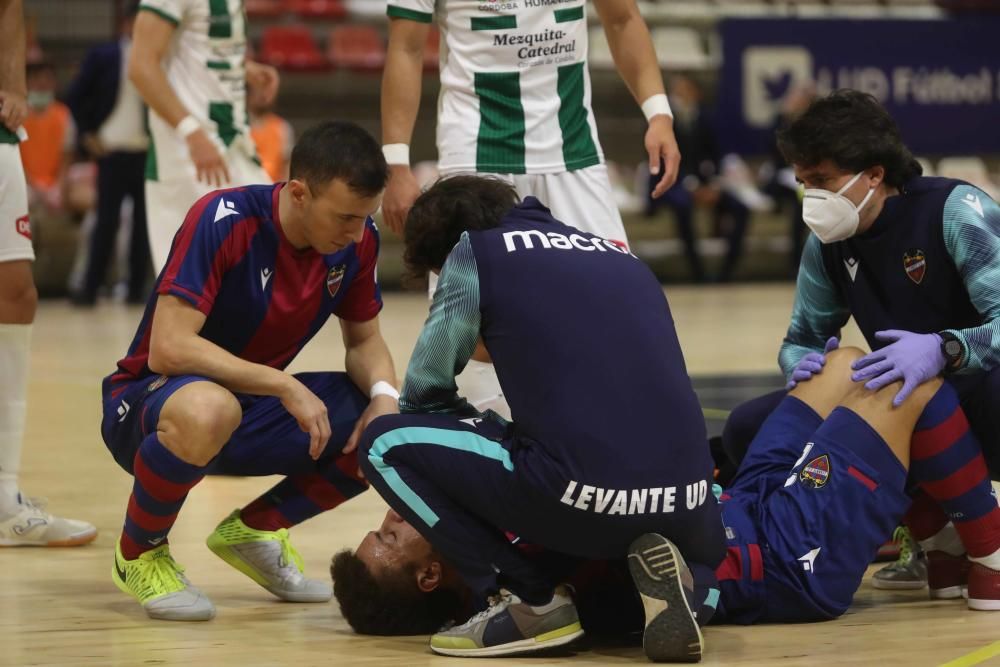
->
xmin=20 ymin=102 xmax=72 ymax=189
xmin=251 ymin=113 xmax=292 ymax=183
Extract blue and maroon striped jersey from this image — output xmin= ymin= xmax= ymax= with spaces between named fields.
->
xmin=108 ymin=184 xmax=382 ymax=388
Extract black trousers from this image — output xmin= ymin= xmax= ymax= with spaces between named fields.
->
xmin=360 ymin=413 xmax=726 ymax=604
xmin=82 ymin=151 xmax=150 ymax=300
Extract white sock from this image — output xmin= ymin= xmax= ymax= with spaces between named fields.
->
xmin=968 ymin=484 xmax=1000 ymax=571
xmin=456 ymin=360 xmax=511 ymax=421
xmin=919 ymin=522 xmax=965 ymax=557
xmin=969 ymin=550 xmax=1000 ymax=572
xmin=0 ymin=323 xmax=30 ymax=513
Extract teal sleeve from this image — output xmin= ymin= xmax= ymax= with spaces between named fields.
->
xmin=941 ymin=185 xmax=1000 ymax=374
xmin=400 ymin=233 xmax=482 ymax=415
xmin=778 ymin=233 xmax=851 ymax=378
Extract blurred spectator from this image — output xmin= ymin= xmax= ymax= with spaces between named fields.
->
xmin=65 ymin=3 xmax=150 ymax=306
xmin=645 ymin=74 xmax=754 ymax=283
xmin=248 ymin=78 xmax=293 ymax=182
xmin=759 ymin=81 xmax=815 ymax=275
xmin=20 ymin=61 xmax=74 ymax=213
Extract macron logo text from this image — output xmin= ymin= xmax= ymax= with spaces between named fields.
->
xmin=503 ymin=229 xmax=634 ymax=256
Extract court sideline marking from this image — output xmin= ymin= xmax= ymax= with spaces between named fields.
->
xmin=940 ymin=641 xmax=1000 ymax=667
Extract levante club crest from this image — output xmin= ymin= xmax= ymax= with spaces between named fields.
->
xmin=799 ymin=454 xmax=831 ymax=489
xmin=903 ymin=249 xmax=926 ymax=284
xmin=327 ymin=264 xmax=346 ymax=298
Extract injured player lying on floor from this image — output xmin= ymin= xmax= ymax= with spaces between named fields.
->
xmin=332 ymin=347 xmax=1000 ymax=661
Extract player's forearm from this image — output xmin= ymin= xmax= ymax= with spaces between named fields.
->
xmin=345 ymin=334 xmax=398 ymax=396
xmin=381 ymin=44 xmax=424 ymax=144
xmin=128 ymin=50 xmax=191 ymax=128
xmin=0 ymin=0 xmax=26 ymax=95
xmin=601 ymin=8 xmax=664 ymax=105
xmin=149 ymin=333 xmax=292 ymax=398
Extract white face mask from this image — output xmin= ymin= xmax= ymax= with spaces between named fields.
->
xmin=801 ymin=172 xmax=876 ymax=243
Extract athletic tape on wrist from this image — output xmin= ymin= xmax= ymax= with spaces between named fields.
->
xmin=370 ymin=380 xmax=400 ymax=401
xmin=175 ymin=115 xmax=202 ymax=139
xmin=382 ymin=143 xmax=410 ymax=166
xmin=641 ymin=94 xmax=673 ymax=121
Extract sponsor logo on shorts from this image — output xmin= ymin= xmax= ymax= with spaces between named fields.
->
xmin=15 ymin=215 xmax=30 ymax=240
xmin=799 ymin=454 xmax=831 ymax=489
xmin=903 ymin=248 xmax=926 ymax=285
xmin=798 ymin=547 xmax=821 ymax=573
xmin=147 ymin=375 xmax=168 ymax=393
xmin=326 ymin=264 xmax=346 ymax=298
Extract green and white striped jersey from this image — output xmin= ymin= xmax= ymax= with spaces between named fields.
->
xmin=388 ymin=0 xmax=603 ymax=175
xmin=139 ymin=0 xmax=253 ymax=180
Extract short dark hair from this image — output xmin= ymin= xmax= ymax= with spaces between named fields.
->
xmin=331 ymin=549 xmax=463 ymax=635
xmin=776 ymin=90 xmax=922 ymax=189
xmin=403 ymin=175 xmax=519 ymax=282
xmin=289 ymin=121 xmax=388 ymax=198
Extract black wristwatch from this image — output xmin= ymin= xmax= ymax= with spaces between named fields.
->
xmin=939 ymin=331 xmax=965 ymax=373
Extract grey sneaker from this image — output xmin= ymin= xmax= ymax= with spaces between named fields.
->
xmin=873 ymin=526 xmax=927 ymax=591
xmin=430 ymin=585 xmax=583 ymax=657
xmin=628 ymin=533 xmax=704 ymax=663
xmin=207 ymin=510 xmax=332 ymax=602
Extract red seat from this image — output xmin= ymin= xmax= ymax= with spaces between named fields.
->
xmin=327 ymin=25 xmax=385 ymax=71
xmin=288 ymin=0 xmax=347 ymax=20
xmin=260 ymin=25 xmax=330 ymax=71
xmin=424 ymin=26 xmax=440 ymax=71
xmin=245 ymin=0 xmax=285 ymax=19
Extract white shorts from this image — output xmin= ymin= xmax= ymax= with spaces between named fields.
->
xmin=441 ymin=163 xmax=627 ymax=245
xmin=146 ymin=146 xmax=270 ymax=272
xmin=0 ymin=144 xmax=33 ymax=264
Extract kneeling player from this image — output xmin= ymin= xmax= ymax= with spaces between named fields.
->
xmin=336 ymin=175 xmax=726 ymax=661
xmin=332 ymin=348 xmax=1000 ymax=656
xmin=101 ymin=122 xmax=399 ymax=621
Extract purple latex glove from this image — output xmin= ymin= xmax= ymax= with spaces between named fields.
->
xmin=851 ymin=330 xmax=946 ymax=406
xmin=786 ymin=337 xmax=840 ymax=390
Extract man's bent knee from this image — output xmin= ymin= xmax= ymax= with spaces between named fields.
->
xmin=157 ymin=382 xmax=242 ymax=466
xmin=825 ymin=346 xmax=865 ymax=372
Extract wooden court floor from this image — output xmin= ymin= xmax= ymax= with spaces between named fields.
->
xmin=2 ymin=285 xmax=997 ymax=667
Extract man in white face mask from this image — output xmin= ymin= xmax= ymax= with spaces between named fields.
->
xmin=718 ymin=89 xmax=1000 ymax=605
xmin=799 ymin=167 xmax=882 ymax=244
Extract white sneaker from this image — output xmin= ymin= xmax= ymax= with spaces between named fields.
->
xmin=0 ymin=495 xmax=97 ymax=546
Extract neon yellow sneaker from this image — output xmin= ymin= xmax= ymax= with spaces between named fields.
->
xmin=207 ymin=509 xmax=331 ymax=602
xmin=112 ymin=540 xmax=215 ymax=621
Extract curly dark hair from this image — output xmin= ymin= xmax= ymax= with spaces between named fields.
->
xmin=331 ymin=549 xmax=463 ymax=635
xmin=402 ymin=175 xmax=520 ymax=285
xmin=776 ymin=90 xmax=922 ymax=189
